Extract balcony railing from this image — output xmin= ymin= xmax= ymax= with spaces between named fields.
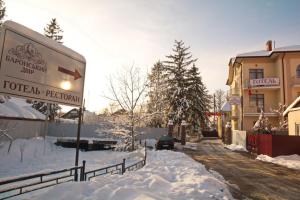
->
xmin=244 ymin=106 xmax=264 ymax=113
xmin=243 ymin=77 xmax=280 ymax=89
xmin=290 ymin=76 xmax=300 ymax=86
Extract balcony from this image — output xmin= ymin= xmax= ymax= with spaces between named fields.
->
xmin=290 ymin=76 xmax=300 ymax=87
xmin=243 ymin=106 xmax=278 ymax=117
xmin=243 ymin=77 xmax=280 ymax=90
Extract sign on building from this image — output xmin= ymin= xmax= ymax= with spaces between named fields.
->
xmin=250 ymin=77 xmax=280 ymax=87
xmin=0 ymin=21 xmax=86 ymax=107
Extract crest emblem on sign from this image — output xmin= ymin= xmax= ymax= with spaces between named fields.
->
xmin=8 ymin=43 xmax=46 ymax=66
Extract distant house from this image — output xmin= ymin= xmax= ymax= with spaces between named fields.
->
xmin=0 ymin=96 xmax=46 ymax=139
xmin=283 ymin=96 xmax=300 ymax=136
xmin=60 ymin=108 xmax=79 ymax=119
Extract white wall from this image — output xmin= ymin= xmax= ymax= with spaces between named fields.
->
xmin=232 ymin=130 xmax=246 ymax=148
xmin=0 ymin=119 xmax=45 ymax=140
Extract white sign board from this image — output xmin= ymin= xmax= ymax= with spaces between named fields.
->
xmin=0 ymin=21 xmax=86 ymax=107
xmin=250 ymin=77 xmax=279 ymax=87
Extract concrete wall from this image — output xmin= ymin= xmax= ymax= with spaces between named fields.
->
xmin=232 ymin=130 xmax=246 ymax=148
xmin=0 ymin=118 xmax=45 ymax=140
xmin=288 ymin=109 xmax=300 ymax=136
xmin=48 ymin=122 xmax=167 ymax=140
xmin=135 ymin=127 xmax=167 ymax=140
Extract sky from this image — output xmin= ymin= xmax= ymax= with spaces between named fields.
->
xmin=5 ymin=0 xmax=300 ymax=112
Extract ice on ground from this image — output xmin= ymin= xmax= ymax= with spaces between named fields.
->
xmin=225 ymin=144 xmax=247 ymax=152
xmin=174 ymin=142 xmax=198 ymax=150
xmin=26 ymin=150 xmax=233 ymax=200
xmin=256 ymin=154 xmax=300 ymax=170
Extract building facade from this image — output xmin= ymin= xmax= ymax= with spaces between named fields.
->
xmin=226 ymin=41 xmax=300 ymax=131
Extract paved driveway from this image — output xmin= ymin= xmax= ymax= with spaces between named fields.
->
xmin=182 ymin=139 xmax=300 ymax=200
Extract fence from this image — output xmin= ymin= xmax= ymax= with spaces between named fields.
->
xmin=0 ymin=146 xmax=147 ymax=199
xmin=0 ymin=165 xmax=84 ymax=200
xmin=246 ymin=133 xmax=300 ymax=157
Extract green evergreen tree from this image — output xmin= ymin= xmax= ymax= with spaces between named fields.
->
xmin=32 ymin=18 xmax=64 ymax=120
xmin=0 ymin=0 xmax=6 ymax=25
xmin=44 ymin=18 xmax=63 ymax=43
xmin=164 ymin=40 xmax=197 ymax=124
xmin=147 ymin=61 xmax=168 ymax=127
xmin=186 ymin=64 xmax=211 ymax=130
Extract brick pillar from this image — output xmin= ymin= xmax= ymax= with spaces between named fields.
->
xmin=181 ymin=120 xmax=187 ymax=145
xmin=168 ymin=120 xmax=174 ymax=137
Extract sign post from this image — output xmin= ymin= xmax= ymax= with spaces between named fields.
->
xmin=0 ymin=21 xmax=86 ymax=177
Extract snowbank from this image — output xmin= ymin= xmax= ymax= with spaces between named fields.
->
xmin=27 ymin=150 xmax=233 ymax=200
xmin=256 ymin=154 xmax=300 ymax=170
xmin=225 ymin=144 xmax=247 ymax=152
xmin=0 ymin=97 xmax=45 ymax=120
xmin=0 ymin=137 xmax=141 ymax=180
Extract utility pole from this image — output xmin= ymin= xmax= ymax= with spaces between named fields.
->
xmin=213 ymin=94 xmax=216 ymax=129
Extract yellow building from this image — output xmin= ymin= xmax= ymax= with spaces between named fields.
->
xmin=226 ymin=41 xmax=300 ymax=131
xmin=283 ymin=96 xmax=300 ymax=136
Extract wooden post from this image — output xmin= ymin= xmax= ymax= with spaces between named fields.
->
xmin=168 ymin=120 xmax=173 ymax=137
xmin=181 ymin=120 xmax=187 ymax=145
xmin=122 ymin=158 xmax=126 ymax=174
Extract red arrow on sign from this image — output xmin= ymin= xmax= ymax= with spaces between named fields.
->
xmin=58 ymin=66 xmax=82 ymax=80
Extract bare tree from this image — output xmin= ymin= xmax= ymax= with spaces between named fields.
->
xmin=106 ymin=66 xmax=148 ymax=150
xmin=214 ymin=89 xmax=226 ymax=112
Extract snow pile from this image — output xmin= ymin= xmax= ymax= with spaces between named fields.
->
xmin=0 ymin=97 xmax=45 ymax=120
xmin=27 ymin=150 xmax=233 ymax=200
xmin=225 ymin=144 xmax=247 ymax=152
xmin=256 ymin=154 xmax=300 ymax=170
xmin=0 ymin=137 xmax=142 ymax=180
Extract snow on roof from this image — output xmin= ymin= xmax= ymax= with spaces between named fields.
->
xmin=274 ymin=45 xmax=300 ymax=52
xmin=237 ymin=50 xmax=271 ymax=57
xmin=283 ymin=96 xmax=300 ymax=117
xmin=0 ymin=96 xmax=46 ymax=120
xmin=236 ymin=45 xmax=300 ymax=58
xmin=221 ymin=101 xmax=231 ymax=112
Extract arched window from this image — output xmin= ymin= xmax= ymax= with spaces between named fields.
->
xmin=297 ymin=65 xmax=300 ymax=78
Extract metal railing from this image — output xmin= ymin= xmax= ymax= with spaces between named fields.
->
xmin=0 ymin=144 xmax=147 ymax=199
xmin=84 ymin=144 xmax=147 ymax=181
xmin=84 ymin=161 xmax=124 ymax=181
xmin=0 ymin=164 xmax=84 ymax=200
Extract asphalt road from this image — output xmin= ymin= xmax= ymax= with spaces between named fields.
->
xmin=182 ymin=139 xmax=300 ymax=200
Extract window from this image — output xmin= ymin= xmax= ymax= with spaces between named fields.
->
xmin=249 ymin=69 xmax=264 ymax=80
xmin=295 ymin=123 xmax=300 ymax=136
xmin=249 ymin=94 xmax=264 ymax=112
xmin=297 ymin=65 xmax=300 ymax=78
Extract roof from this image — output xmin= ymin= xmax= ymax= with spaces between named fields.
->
xmin=236 ymin=45 xmax=300 ymax=58
xmin=0 ymin=96 xmax=46 ymax=120
xmin=283 ymin=96 xmax=300 ymax=117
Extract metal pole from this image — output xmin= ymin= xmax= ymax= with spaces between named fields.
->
xmin=74 ymin=107 xmax=83 ymax=181
xmin=213 ymin=94 xmax=216 ymax=129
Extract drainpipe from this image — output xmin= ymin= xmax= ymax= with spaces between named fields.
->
xmin=240 ymin=63 xmax=243 ymax=130
xmin=281 ymin=53 xmax=286 ymax=105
